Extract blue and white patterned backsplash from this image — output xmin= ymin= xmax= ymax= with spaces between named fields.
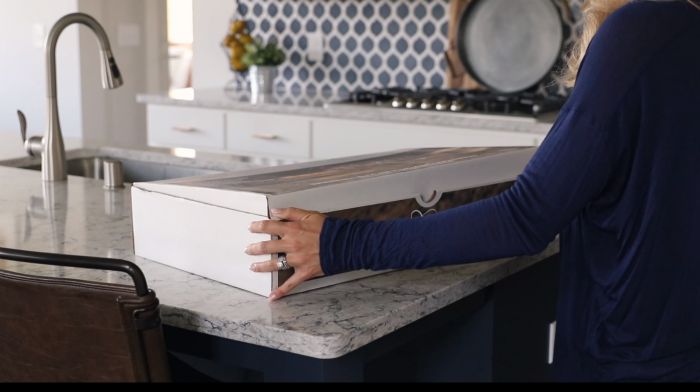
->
xmin=230 ymin=0 xmax=586 ymax=97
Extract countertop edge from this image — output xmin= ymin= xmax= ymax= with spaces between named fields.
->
xmin=159 ymin=243 xmax=559 ymax=359
xmin=137 ymin=94 xmax=555 ymax=135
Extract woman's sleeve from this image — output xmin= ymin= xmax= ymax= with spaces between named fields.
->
xmin=320 ymin=103 xmax=627 ymax=274
xmin=318 ymin=4 xmax=653 ymax=275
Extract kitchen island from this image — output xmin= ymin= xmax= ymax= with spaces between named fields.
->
xmin=0 ymin=162 xmax=559 ymax=382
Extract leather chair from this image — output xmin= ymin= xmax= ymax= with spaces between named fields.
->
xmin=0 ymin=247 xmax=170 ymax=382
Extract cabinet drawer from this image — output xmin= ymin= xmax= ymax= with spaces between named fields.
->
xmin=227 ymin=112 xmax=311 ymax=159
xmin=147 ymin=106 xmax=225 ymax=150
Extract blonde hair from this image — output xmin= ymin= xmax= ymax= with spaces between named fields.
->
xmin=562 ymin=0 xmax=630 ymax=87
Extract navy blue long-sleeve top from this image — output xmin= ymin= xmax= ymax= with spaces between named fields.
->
xmin=320 ymin=1 xmax=700 ymax=382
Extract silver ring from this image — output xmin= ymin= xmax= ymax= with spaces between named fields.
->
xmin=277 ymin=254 xmax=290 ymax=271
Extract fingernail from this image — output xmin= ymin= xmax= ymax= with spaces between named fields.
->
xmin=268 ymin=293 xmax=278 ymax=302
xmin=270 ymin=208 xmax=281 ymax=215
xmin=249 ymin=263 xmax=257 ymax=271
xmin=244 ymin=246 xmax=250 ymax=255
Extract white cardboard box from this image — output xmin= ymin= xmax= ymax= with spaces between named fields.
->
xmin=131 ymin=147 xmax=535 ymax=296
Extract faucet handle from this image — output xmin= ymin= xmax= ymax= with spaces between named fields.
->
xmin=17 ymin=110 xmax=43 ymax=157
xmin=17 ymin=110 xmax=27 ymax=143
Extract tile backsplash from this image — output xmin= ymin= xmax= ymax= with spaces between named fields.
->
xmin=229 ymin=0 xmax=586 ymax=97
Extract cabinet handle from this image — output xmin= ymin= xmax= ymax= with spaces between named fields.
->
xmin=172 ymin=126 xmax=199 ymax=133
xmin=251 ymin=133 xmax=280 ymax=141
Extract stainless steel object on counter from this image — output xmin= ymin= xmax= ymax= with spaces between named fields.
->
xmin=102 ymin=159 xmax=124 ymax=190
xmin=450 ymin=99 xmax=466 ymax=112
xmin=17 ymin=13 xmax=123 ymax=182
xmin=405 ymin=97 xmax=420 ymax=110
xmin=420 ymin=98 xmax=436 ymax=110
xmin=391 ymin=96 xmax=407 ymax=108
xmin=249 ymin=65 xmax=277 ymax=98
xmin=435 ymin=98 xmax=452 ymax=112
xmin=16 ymin=111 xmax=42 ymax=157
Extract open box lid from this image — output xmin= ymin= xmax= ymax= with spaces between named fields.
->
xmin=132 ymin=147 xmax=536 ymax=217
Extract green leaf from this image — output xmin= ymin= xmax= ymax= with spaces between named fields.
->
xmin=240 ymin=39 xmax=286 ymax=66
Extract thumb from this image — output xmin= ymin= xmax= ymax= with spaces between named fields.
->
xmin=270 ymin=207 xmax=310 ymax=221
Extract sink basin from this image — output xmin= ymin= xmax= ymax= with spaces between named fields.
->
xmin=20 ymin=156 xmax=222 ymax=183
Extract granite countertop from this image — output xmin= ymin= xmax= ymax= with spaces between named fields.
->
xmin=0 ymin=145 xmax=295 ymax=173
xmin=137 ymin=88 xmax=557 ymax=135
xmin=0 ymin=164 xmax=558 ymax=359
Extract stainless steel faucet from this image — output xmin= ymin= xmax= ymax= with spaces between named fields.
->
xmin=18 ymin=13 xmax=123 ymax=181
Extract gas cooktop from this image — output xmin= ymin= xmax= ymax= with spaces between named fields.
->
xmin=336 ymin=87 xmax=566 ymax=117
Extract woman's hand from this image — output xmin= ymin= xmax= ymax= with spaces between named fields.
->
xmin=247 ymin=208 xmax=326 ymax=301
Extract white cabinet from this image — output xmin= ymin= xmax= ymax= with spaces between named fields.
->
xmin=226 ymin=112 xmax=312 ymax=159
xmin=312 ymin=118 xmax=544 ymax=160
xmin=147 ymin=105 xmax=225 ymax=151
xmin=145 ymin=104 xmax=547 ymax=160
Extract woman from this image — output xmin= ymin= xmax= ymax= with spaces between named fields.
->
xmin=246 ymin=0 xmax=700 ymax=381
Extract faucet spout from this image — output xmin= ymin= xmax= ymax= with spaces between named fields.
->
xmin=100 ymin=49 xmax=124 ymax=90
xmin=43 ymin=13 xmax=123 ymax=181
xmin=46 ymin=13 xmax=123 ymax=98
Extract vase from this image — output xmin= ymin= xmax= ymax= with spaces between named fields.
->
xmin=249 ymin=65 xmax=277 ymax=97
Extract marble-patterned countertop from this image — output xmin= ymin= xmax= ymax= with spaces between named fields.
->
xmin=137 ymin=88 xmax=557 ymax=135
xmin=0 ymin=164 xmax=558 ymax=359
xmin=0 ymin=145 xmax=294 ymax=174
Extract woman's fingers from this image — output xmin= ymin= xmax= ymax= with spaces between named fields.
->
xmin=270 ymin=207 xmax=312 ymax=221
xmin=249 ymin=220 xmax=288 ymax=235
xmin=249 ymin=259 xmax=280 ymax=273
xmin=245 ymin=240 xmax=289 ymax=255
xmin=269 ymin=272 xmax=310 ymax=301
xmin=247 ymin=209 xmax=326 ymax=301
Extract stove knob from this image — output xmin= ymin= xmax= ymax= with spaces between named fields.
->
xmin=435 ymin=98 xmax=451 ymax=111
xmin=392 ymin=97 xmax=407 ymax=108
xmin=405 ymin=98 xmax=420 ymax=109
xmin=450 ymin=99 xmax=465 ymax=112
xmin=420 ymin=98 xmax=435 ymax=110
xmin=532 ymin=103 xmax=543 ymax=116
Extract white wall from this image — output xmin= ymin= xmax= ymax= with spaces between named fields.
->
xmin=192 ymin=0 xmax=233 ymax=89
xmin=0 ymin=0 xmax=168 ymax=150
xmin=77 ymin=0 xmax=168 ymax=148
xmin=0 ymin=0 xmax=82 ymax=139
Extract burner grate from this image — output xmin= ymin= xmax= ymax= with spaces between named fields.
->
xmin=345 ymin=87 xmax=566 ymax=116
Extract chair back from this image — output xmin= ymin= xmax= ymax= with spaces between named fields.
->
xmin=0 ymin=247 xmax=170 ymax=382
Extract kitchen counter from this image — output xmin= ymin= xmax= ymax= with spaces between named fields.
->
xmin=137 ymin=88 xmax=557 ymax=136
xmin=0 ymin=164 xmax=558 ymax=361
xmin=0 ymin=145 xmax=292 ymax=174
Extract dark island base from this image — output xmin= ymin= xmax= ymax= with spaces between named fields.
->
xmin=164 ymin=255 xmax=560 ymax=382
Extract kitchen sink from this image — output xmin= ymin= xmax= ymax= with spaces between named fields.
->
xmin=19 ymin=156 xmax=223 ymax=183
